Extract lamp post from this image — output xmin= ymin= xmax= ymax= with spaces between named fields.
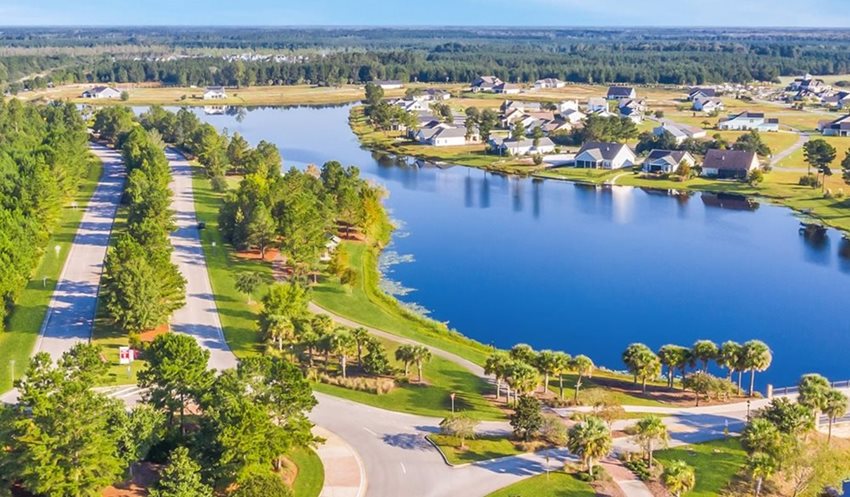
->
xmin=450 ymin=392 xmax=456 ymax=414
xmin=746 ymin=400 xmax=751 ymax=421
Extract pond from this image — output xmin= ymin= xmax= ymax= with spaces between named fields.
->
xmin=183 ymin=104 xmax=850 ymax=389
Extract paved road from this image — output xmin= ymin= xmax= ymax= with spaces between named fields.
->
xmin=770 ymin=130 xmax=810 ymax=170
xmin=166 ymin=148 xmax=238 ymax=371
xmin=35 ymin=143 xmax=125 ymax=360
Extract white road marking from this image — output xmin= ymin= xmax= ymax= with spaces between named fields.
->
xmin=362 ymin=427 xmax=378 ymax=436
xmin=400 ymin=462 xmax=407 ymax=474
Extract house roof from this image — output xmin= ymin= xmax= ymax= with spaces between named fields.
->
xmin=607 ymin=86 xmax=635 ymax=98
xmin=689 ymin=87 xmax=716 ymax=98
xmin=587 ymin=97 xmax=607 ymax=107
xmin=536 ymin=78 xmax=562 ymax=85
xmin=577 ymin=141 xmax=633 ymax=161
xmin=501 ymin=137 xmax=555 ymax=149
xmin=432 ymin=126 xmax=468 ymax=139
xmin=646 ymin=149 xmax=692 ymax=166
xmin=205 ymin=86 xmax=226 ymax=92
xmin=656 ymin=122 xmax=704 ymax=137
xmin=703 ymin=149 xmax=757 ymax=171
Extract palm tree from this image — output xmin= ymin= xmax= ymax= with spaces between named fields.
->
xmin=717 ymin=341 xmax=742 ymax=382
xmin=552 ymin=351 xmax=572 ymax=400
xmin=410 ymin=345 xmax=432 ymax=383
xmin=329 ymin=331 xmax=356 ymax=378
xmin=622 ymin=343 xmax=650 ymax=384
xmin=484 ymin=352 xmax=512 ymax=401
xmin=300 ymin=329 xmax=319 ymax=367
xmin=662 ymin=460 xmax=696 ymax=497
xmin=823 ymin=388 xmax=848 ymax=444
xmin=658 ymin=345 xmax=688 ymax=389
xmin=510 ymin=343 xmax=537 ymax=364
xmin=741 ymin=418 xmax=781 ymax=456
xmin=691 ymin=340 xmax=718 ymax=372
xmin=634 ymin=415 xmax=669 ymax=470
xmin=395 ymin=344 xmax=416 ymax=377
xmin=263 ymin=314 xmax=295 ymax=352
xmin=798 ymin=373 xmax=831 ymax=428
xmin=350 ymin=327 xmax=370 ymax=364
xmin=534 ymin=350 xmax=559 ymax=394
xmin=571 ymin=355 xmax=594 ymax=402
xmin=742 ymin=340 xmax=772 ymax=397
xmin=566 ymin=416 xmax=612 ymax=478
xmin=748 ymin=452 xmax=776 ymax=497
xmin=235 ymin=271 xmax=262 ymax=304
xmin=506 ymin=361 xmax=539 ymax=404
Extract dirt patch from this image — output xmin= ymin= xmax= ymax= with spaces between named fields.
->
xmin=234 ymin=247 xmax=281 ymax=263
xmin=136 ymin=323 xmax=169 ymax=343
xmin=102 ymin=463 xmax=161 ymax=497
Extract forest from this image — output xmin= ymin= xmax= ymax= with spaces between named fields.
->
xmin=4 ymin=27 xmax=850 ymax=89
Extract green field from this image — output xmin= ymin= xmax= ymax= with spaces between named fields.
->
xmin=429 ymin=435 xmax=524 ymax=465
xmin=290 ymin=447 xmax=324 ymax=497
xmin=0 ymin=156 xmax=103 ymax=392
xmin=484 ymin=471 xmax=597 ymax=497
xmin=654 ymin=438 xmax=746 ymax=497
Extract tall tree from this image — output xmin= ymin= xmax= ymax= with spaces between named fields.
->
xmin=571 ymin=355 xmax=594 ymax=402
xmin=658 ymin=345 xmax=689 ymax=388
xmin=510 ymin=395 xmax=543 ymax=442
xmin=567 ymin=416 xmax=612 ymax=477
xmin=691 ymin=340 xmax=718 ymax=372
xmin=246 ymin=203 xmax=277 ymax=260
xmin=823 ymin=389 xmax=848 ymax=444
xmin=742 ymin=340 xmax=772 ymax=397
xmin=803 ymin=138 xmax=836 ymax=177
xmin=149 ymin=447 xmax=213 ymax=497
xmin=662 ymin=460 xmax=696 ymax=497
xmin=634 ymin=415 xmax=669 ymax=469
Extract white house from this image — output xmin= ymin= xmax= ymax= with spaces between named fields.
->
xmin=494 ymin=83 xmax=522 ymax=95
xmin=718 ymin=111 xmax=779 ymax=132
xmin=203 ymin=86 xmax=227 ymax=100
xmin=471 ymin=76 xmax=504 ymax=93
xmin=574 ymin=142 xmax=636 ymax=169
xmin=560 ymin=109 xmax=586 ymax=125
xmin=818 ymin=114 xmax=850 ymax=137
xmin=642 ymin=150 xmax=696 ymax=174
xmin=557 ymin=100 xmax=580 ymax=113
xmin=693 ymin=97 xmax=724 ymax=113
xmin=534 ymin=78 xmax=565 ymax=89
xmin=586 ymin=97 xmax=608 ymax=113
xmin=81 ymin=86 xmax=122 ymax=99
xmin=607 ymin=86 xmax=637 ymax=101
xmin=495 ymin=137 xmax=556 ymax=156
xmin=701 ymin=149 xmax=760 ymax=179
xmin=687 ymin=87 xmax=716 ymax=101
xmin=618 ymin=99 xmax=646 ymax=123
xmin=375 ymin=80 xmax=404 ymax=90
xmin=416 ymin=122 xmax=476 ymax=146
xmin=653 ymin=122 xmax=707 ymax=145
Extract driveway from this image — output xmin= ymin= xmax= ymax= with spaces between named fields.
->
xmin=166 ymin=148 xmax=238 ymax=371
xmin=35 ymin=143 xmax=126 ymax=360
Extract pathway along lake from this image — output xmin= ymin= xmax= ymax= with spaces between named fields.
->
xmin=187 ymin=104 xmax=850 ymax=389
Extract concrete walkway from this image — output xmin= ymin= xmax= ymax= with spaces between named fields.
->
xmin=166 ymin=148 xmax=238 ymax=371
xmin=315 ymin=426 xmax=367 ymax=497
xmin=35 ymin=143 xmax=125 ymax=360
xmin=770 ymin=130 xmax=809 ymax=170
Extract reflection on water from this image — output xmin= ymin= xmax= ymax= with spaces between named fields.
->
xmin=181 ymin=103 xmax=850 ymax=388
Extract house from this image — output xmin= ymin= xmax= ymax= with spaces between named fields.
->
xmin=421 ymin=88 xmax=451 ymax=101
xmin=574 ymin=142 xmax=636 ymax=169
xmin=688 ymin=88 xmax=716 ymax=101
xmin=81 ymin=86 xmax=121 ymax=99
xmin=788 ymin=74 xmax=827 ymax=93
xmin=718 ymin=111 xmax=779 ymax=132
xmin=557 ymin=100 xmax=580 ymax=113
xmin=607 ymin=86 xmax=637 ymax=101
xmin=494 ymin=82 xmax=522 ymax=95
xmin=693 ymin=97 xmax=724 ymax=113
xmin=375 ymin=80 xmax=404 ymax=90
xmin=560 ymin=109 xmax=587 ymax=125
xmin=203 ymin=86 xmax=227 ymax=100
xmin=501 ymin=100 xmax=541 ymax=114
xmin=587 ymin=97 xmax=608 ymax=113
xmin=495 ymin=137 xmax=556 ymax=156
xmin=471 ymin=76 xmax=504 ymax=93
xmin=415 ymin=122 xmax=476 ymax=146
xmin=618 ymin=99 xmax=646 ymax=123
xmin=701 ymin=149 xmax=760 ymax=179
xmin=653 ymin=122 xmax=707 ymax=145
xmin=534 ymin=78 xmax=565 ymax=90
xmin=821 ymin=91 xmax=850 ymax=109
xmin=818 ymin=114 xmax=850 ymax=137
xmin=643 ymin=150 xmax=696 ymax=174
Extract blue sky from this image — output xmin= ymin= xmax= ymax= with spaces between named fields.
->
xmin=1 ymin=0 xmax=848 ymax=27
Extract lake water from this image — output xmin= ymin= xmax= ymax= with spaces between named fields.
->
xmin=186 ymin=104 xmax=850 ymax=389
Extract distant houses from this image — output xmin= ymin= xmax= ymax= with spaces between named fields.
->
xmin=717 ymin=111 xmax=779 ymax=132
xmin=534 ymin=78 xmax=565 ymax=90
xmin=471 ymin=76 xmax=504 ymax=93
xmin=818 ymin=114 xmax=850 ymax=137
xmin=700 ymin=149 xmax=759 ymax=179
xmin=653 ymin=122 xmax=707 ymax=145
xmin=203 ymin=86 xmax=227 ymax=100
xmin=81 ymin=86 xmax=121 ymax=99
xmin=643 ymin=150 xmax=696 ymax=174
xmin=575 ymin=142 xmax=636 ymax=169
xmin=607 ymin=86 xmax=637 ymax=101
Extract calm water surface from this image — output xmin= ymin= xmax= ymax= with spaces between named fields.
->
xmin=185 ymin=104 xmax=850 ymax=389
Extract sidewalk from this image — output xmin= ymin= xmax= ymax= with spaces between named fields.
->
xmin=600 ymin=458 xmax=654 ymax=497
xmin=314 ymin=426 xmax=367 ymax=497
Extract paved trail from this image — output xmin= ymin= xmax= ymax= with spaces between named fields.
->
xmin=166 ymin=148 xmax=238 ymax=371
xmin=35 ymin=143 xmax=125 ymax=359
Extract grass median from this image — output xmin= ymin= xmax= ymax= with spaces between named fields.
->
xmin=0 ymin=156 xmax=103 ymax=392
xmin=485 ymin=471 xmax=597 ymax=497
xmin=654 ymin=438 xmax=746 ymax=497
xmin=290 ymin=447 xmax=324 ymax=497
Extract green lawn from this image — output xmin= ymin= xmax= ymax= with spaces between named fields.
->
xmin=654 ymin=438 xmax=746 ymax=497
xmin=290 ymin=447 xmax=324 ymax=497
xmin=0 ymin=157 xmax=103 ymax=392
xmin=429 ymin=434 xmax=524 ymax=465
xmin=485 ymin=471 xmax=597 ymax=497
xmin=192 ymin=168 xmax=275 ymax=358
xmin=547 ymin=371 xmax=668 ymax=408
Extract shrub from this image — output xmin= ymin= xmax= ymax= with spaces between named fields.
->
xmin=120 ymin=90 xmax=130 ymax=101
xmin=624 ymin=458 xmax=653 ymax=481
xmin=210 ymin=174 xmax=229 ymax=192
xmin=799 ymin=173 xmax=821 ymax=187
xmin=318 ymin=373 xmax=395 ymax=394
xmin=540 ymin=414 xmax=567 ymax=445
xmin=532 ymin=154 xmax=543 ymax=165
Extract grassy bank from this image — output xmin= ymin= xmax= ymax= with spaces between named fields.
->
xmin=428 ymin=435 xmax=525 ymax=465
xmin=0 ymin=156 xmax=103 ymax=392
xmin=654 ymin=438 xmax=746 ymax=497
xmin=290 ymin=447 xmax=324 ymax=497
xmin=485 ymin=471 xmax=597 ymax=497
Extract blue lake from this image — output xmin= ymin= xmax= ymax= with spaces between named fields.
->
xmin=186 ymin=104 xmax=850 ymax=389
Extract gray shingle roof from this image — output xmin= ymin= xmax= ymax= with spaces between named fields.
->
xmin=577 ymin=141 xmax=632 ymax=161
xmin=703 ymin=149 xmax=757 ymax=171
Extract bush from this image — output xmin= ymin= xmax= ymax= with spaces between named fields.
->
xmin=747 ymin=168 xmax=764 ymax=185
xmin=318 ymin=373 xmax=395 ymax=394
xmin=210 ymin=174 xmax=229 ymax=192
xmin=532 ymin=154 xmax=543 ymax=165
xmin=120 ymin=90 xmax=130 ymax=101
xmin=799 ymin=173 xmax=821 ymax=187
xmin=540 ymin=414 xmax=567 ymax=445
xmin=623 ymin=458 xmax=653 ymax=481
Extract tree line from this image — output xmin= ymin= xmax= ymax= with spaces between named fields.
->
xmin=0 ymin=334 xmax=316 ymax=496
xmin=93 ymin=108 xmax=187 ymax=337
xmin=0 ymin=99 xmax=90 ymax=331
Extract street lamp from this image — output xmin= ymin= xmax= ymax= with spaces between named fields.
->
xmin=450 ymin=392 xmax=456 ymax=414
xmin=746 ymin=400 xmax=751 ymax=421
